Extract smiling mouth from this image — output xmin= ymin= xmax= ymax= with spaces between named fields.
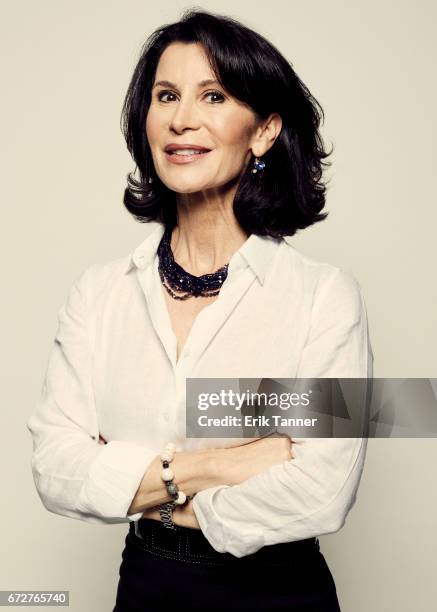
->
xmin=166 ymin=149 xmax=210 ymax=156
xmin=164 ymin=149 xmax=212 ymax=164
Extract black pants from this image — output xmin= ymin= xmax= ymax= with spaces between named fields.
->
xmin=113 ymin=519 xmax=341 ymax=611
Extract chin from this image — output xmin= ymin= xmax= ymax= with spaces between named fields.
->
xmin=166 ymin=181 xmax=211 ymax=194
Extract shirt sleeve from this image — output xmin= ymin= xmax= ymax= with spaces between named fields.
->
xmin=192 ymin=268 xmax=373 ymax=557
xmin=26 ymin=265 xmax=159 ymax=525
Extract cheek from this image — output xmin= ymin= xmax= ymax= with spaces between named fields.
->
xmin=145 ymin=109 xmax=160 ymax=145
xmin=212 ymin=114 xmax=254 ymax=154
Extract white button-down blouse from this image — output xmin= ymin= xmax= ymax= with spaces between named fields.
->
xmin=26 ymin=221 xmax=373 ymax=558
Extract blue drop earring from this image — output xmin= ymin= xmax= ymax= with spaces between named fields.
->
xmin=251 ymin=156 xmax=266 ymax=174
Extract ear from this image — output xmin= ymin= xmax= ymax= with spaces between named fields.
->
xmin=251 ymin=113 xmax=282 ymax=157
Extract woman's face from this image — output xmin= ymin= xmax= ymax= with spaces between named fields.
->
xmin=146 ymin=42 xmax=263 ymax=195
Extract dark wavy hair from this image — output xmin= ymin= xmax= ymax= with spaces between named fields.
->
xmin=121 ymin=8 xmax=332 ymax=237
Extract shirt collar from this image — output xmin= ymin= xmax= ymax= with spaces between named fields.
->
xmin=124 ymin=223 xmax=166 ymax=275
xmin=124 ymin=222 xmax=283 ymax=286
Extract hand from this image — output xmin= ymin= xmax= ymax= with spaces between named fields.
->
xmin=172 ymin=499 xmax=201 ymax=530
xmin=140 ymin=500 xmax=201 ymax=530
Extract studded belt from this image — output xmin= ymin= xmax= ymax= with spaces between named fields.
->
xmin=130 ymin=518 xmax=320 ymax=566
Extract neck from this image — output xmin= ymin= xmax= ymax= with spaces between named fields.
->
xmin=170 ymin=188 xmax=249 ymax=276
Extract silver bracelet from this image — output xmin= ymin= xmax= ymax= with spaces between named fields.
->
xmin=158 ymin=442 xmax=195 ymax=529
xmin=158 ymin=500 xmax=178 ymax=530
xmin=158 ymin=493 xmax=196 ymax=530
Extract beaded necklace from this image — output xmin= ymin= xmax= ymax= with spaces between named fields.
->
xmin=157 ymin=226 xmax=229 ymax=300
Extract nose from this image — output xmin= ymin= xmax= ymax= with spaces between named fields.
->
xmin=169 ymin=97 xmax=201 ymax=134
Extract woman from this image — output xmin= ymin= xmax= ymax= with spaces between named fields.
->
xmin=27 ymin=9 xmax=373 ymax=612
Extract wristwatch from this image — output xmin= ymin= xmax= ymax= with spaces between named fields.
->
xmin=158 ymin=501 xmax=178 ymax=530
xmin=159 ymin=494 xmax=196 ymax=530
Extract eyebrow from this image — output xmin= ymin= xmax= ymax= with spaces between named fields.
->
xmin=152 ymin=79 xmax=221 ymax=90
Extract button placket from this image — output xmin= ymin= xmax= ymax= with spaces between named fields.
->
xmin=174 ymin=357 xmax=193 ymax=438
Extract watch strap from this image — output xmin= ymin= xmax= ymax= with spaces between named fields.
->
xmin=158 ymin=494 xmax=196 ymax=530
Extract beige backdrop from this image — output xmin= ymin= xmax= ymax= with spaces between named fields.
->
xmin=2 ymin=1 xmax=436 ymax=610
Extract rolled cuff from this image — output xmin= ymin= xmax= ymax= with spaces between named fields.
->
xmin=75 ymin=440 xmax=158 ymax=520
xmin=192 ymin=485 xmax=265 ymax=558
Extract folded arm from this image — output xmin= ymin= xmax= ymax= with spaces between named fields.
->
xmin=27 ymin=265 xmax=251 ymax=525
xmin=192 ymin=268 xmax=374 ymax=557
xmin=26 ymin=266 xmax=163 ymax=524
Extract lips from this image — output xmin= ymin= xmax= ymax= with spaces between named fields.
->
xmin=165 ymin=149 xmax=211 ymax=165
xmin=164 ymin=144 xmax=211 ymax=154
xmin=167 ymin=149 xmax=207 ymax=156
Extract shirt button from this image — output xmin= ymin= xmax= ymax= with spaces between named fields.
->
xmin=163 ymin=412 xmax=169 ymax=422
xmin=183 ymin=348 xmax=191 ymax=358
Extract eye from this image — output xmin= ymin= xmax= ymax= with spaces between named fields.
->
xmin=155 ymin=89 xmax=226 ymax=104
xmin=204 ymin=90 xmax=226 ymax=103
xmin=156 ymin=90 xmax=177 ymax=103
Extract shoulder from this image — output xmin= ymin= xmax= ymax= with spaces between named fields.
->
xmin=71 ymin=223 xmax=162 ymax=299
xmin=281 ymin=238 xmax=364 ymax=311
xmin=69 ymin=253 xmax=132 ymax=303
